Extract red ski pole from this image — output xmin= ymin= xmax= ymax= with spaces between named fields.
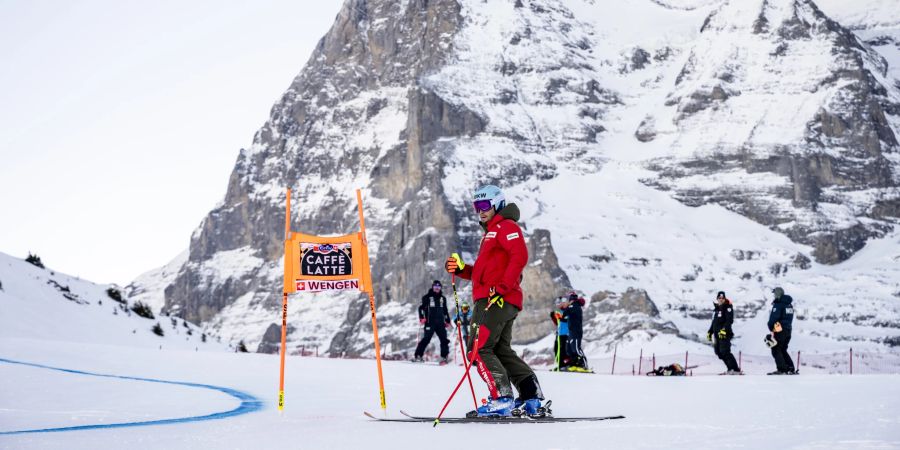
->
xmin=434 ymin=325 xmax=482 ymax=427
xmin=450 ymin=274 xmax=478 ymax=409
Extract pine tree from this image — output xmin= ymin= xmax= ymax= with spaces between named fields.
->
xmin=236 ymin=340 xmax=249 ymax=353
xmin=152 ymin=322 xmax=164 ymax=336
xmin=25 ymin=253 xmax=45 ymax=269
xmin=131 ymin=301 xmax=155 ymax=319
xmin=106 ymin=287 xmax=124 ymax=303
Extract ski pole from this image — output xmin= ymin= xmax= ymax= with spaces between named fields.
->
xmin=434 ymin=325 xmax=482 ymax=427
xmin=555 ymin=318 xmax=561 ymax=371
xmin=450 ymin=275 xmax=478 ymax=409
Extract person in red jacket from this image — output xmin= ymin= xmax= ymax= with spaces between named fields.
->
xmin=445 ymin=185 xmax=547 ymax=418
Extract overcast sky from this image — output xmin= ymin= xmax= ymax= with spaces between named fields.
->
xmin=0 ymin=0 xmax=343 ymax=284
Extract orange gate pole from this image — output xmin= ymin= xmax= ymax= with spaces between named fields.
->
xmin=278 ymin=188 xmax=292 ymax=412
xmin=357 ymin=189 xmax=387 ymax=411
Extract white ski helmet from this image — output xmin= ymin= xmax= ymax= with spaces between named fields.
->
xmin=472 ymin=185 xmax=506 ymax=212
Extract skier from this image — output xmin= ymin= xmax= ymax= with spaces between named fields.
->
xmin=766 ymin=287 xmax=796 ymax=375
xmin=412 ymin=280 xmax=452 ymax=364
xmin=561 ymin=291 xmax=589 ymax=372
xmin=707 ymin=291 xmax=741 ymax=374
xmin=445 ymin=184 xmax=547 ymax=418
xmin=454 ymin=301 xmax=472 ymax=352
xmin=550 ymin=297 xmax=569 ymax=371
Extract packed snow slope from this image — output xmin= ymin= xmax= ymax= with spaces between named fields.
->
xmin=1 ymin=338 xmax=899 ymax=450
xmin=131 ymin=0 xmax=900 ymax=360
xmin=0 ymin=251 xmax=226 ymax=351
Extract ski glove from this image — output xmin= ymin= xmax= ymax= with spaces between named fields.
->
xmin=419 ymin=318 xmax=426 ymax=325
xmin=717 ymin=329 xmax=728 ymax=340
xmin=445 ymin=253 xmax=465 ymax=274
xmin=706 ymin=332 xmax=713 ymax=342
xmin=551 ymin=311 xmax=562 ymax=325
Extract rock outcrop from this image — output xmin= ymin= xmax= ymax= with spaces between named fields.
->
xmin=643 ymin=0 xmax=900 ymax=264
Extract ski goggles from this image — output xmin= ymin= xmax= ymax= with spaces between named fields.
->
xmin=473 ymin=200 xmax=494 ymax=212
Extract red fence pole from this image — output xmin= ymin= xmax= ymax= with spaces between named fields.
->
xmin=638 ymin=348 xmax=643 ymax=375
xmin=850 ymin=348 xmax=853 ymax=375
xmin=611 ymin=344 xmax=618 ymax=375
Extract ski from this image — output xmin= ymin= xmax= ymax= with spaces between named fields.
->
xmin=360 ymin=410 xmax=625 ymax=424
xmin=555 ymin=367 xmax=595 ymax=374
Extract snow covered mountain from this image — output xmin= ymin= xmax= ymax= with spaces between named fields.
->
xmin=0 ymin=252 xmax=226 ymax=352
xmin=132 ymin=0 xmax=900 ymax=359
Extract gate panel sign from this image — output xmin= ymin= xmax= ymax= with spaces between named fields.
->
xmin=283 ymin=232 xmax=371 ymax=294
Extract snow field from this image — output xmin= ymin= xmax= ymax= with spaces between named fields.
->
xmin=1 ymin=338 xmax=899 ymax=450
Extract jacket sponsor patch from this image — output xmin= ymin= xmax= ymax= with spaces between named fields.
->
xmin=506 ymin=232 xmax=520 ymax=240
xmin=485 ymin=232 xmax=497 ymax=239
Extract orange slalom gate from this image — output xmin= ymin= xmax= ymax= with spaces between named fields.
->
xmin=277 ymin=187 xmax=386 ymax=412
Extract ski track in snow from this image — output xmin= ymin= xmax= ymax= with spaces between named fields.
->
xmin=0 ymin=357 xmax=263 ymax=436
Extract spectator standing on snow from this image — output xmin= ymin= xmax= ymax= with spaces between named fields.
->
xmin=562 ymin=291 xmax=589 ymax=372
xmin=707 ymin=291 xmax=741 ymax=375
xmin=455 ymin=301 xmax=472 ymax=352
xmin=412 ymin=280 xmax=452 ymax=364
xmin=550 ymin=297 xmax=570 ymax=370
xmin=766 ymin=287 xmax=796 ymax=375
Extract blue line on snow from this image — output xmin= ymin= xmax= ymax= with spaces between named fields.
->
xmin=0 ymin=357 xmax=263 ymax=435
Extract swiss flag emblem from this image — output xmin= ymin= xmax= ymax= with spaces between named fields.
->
xmin=296 ymin=281 xmax=306 ymax=291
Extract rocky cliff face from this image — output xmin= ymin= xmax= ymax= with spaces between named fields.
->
xmin=141 ymin=0 xmax=900 ymax=357
xmin=641 ymin=0 xmax=900 ymax=264
xmin=161 ymin=0 xmax=581 ymax=356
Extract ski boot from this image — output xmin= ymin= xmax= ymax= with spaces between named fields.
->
xmin=465 ymin=396 xmax=514 ymax=418
xmin=767 ymin=370 xmax=786 ymax=375
xmin=411 ymin=356 xmax=424 ymax=363
xmin=438 ymin=357 xmax=450 ymax=366
xmin=513 ymin=399 xmax=552 ymax=418
xmin=725 ymin=369 xmax=743 ymax=375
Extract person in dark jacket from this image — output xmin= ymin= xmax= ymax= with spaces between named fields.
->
xmin=766 ymin=287 xmax=796 ymax=375
xmin=562 ymin=291 xmax=589 ymax=372
xmin=413 ymin=280 xmax=451 ymax=363
xmin=707 ymin=291 xmax=741 ymax=374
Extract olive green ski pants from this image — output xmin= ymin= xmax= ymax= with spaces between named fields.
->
xmin=466 ymin=300 xmax=536 ymax=399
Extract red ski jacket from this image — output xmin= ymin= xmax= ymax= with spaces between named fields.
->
xmin=457 ymin=204 xmax=528 ymax=310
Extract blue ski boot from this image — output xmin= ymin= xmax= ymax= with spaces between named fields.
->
xmin=466 ymin=396 xmax=514 ymax=418
xmin=513 ymin=398 xmax=552 ymax=418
